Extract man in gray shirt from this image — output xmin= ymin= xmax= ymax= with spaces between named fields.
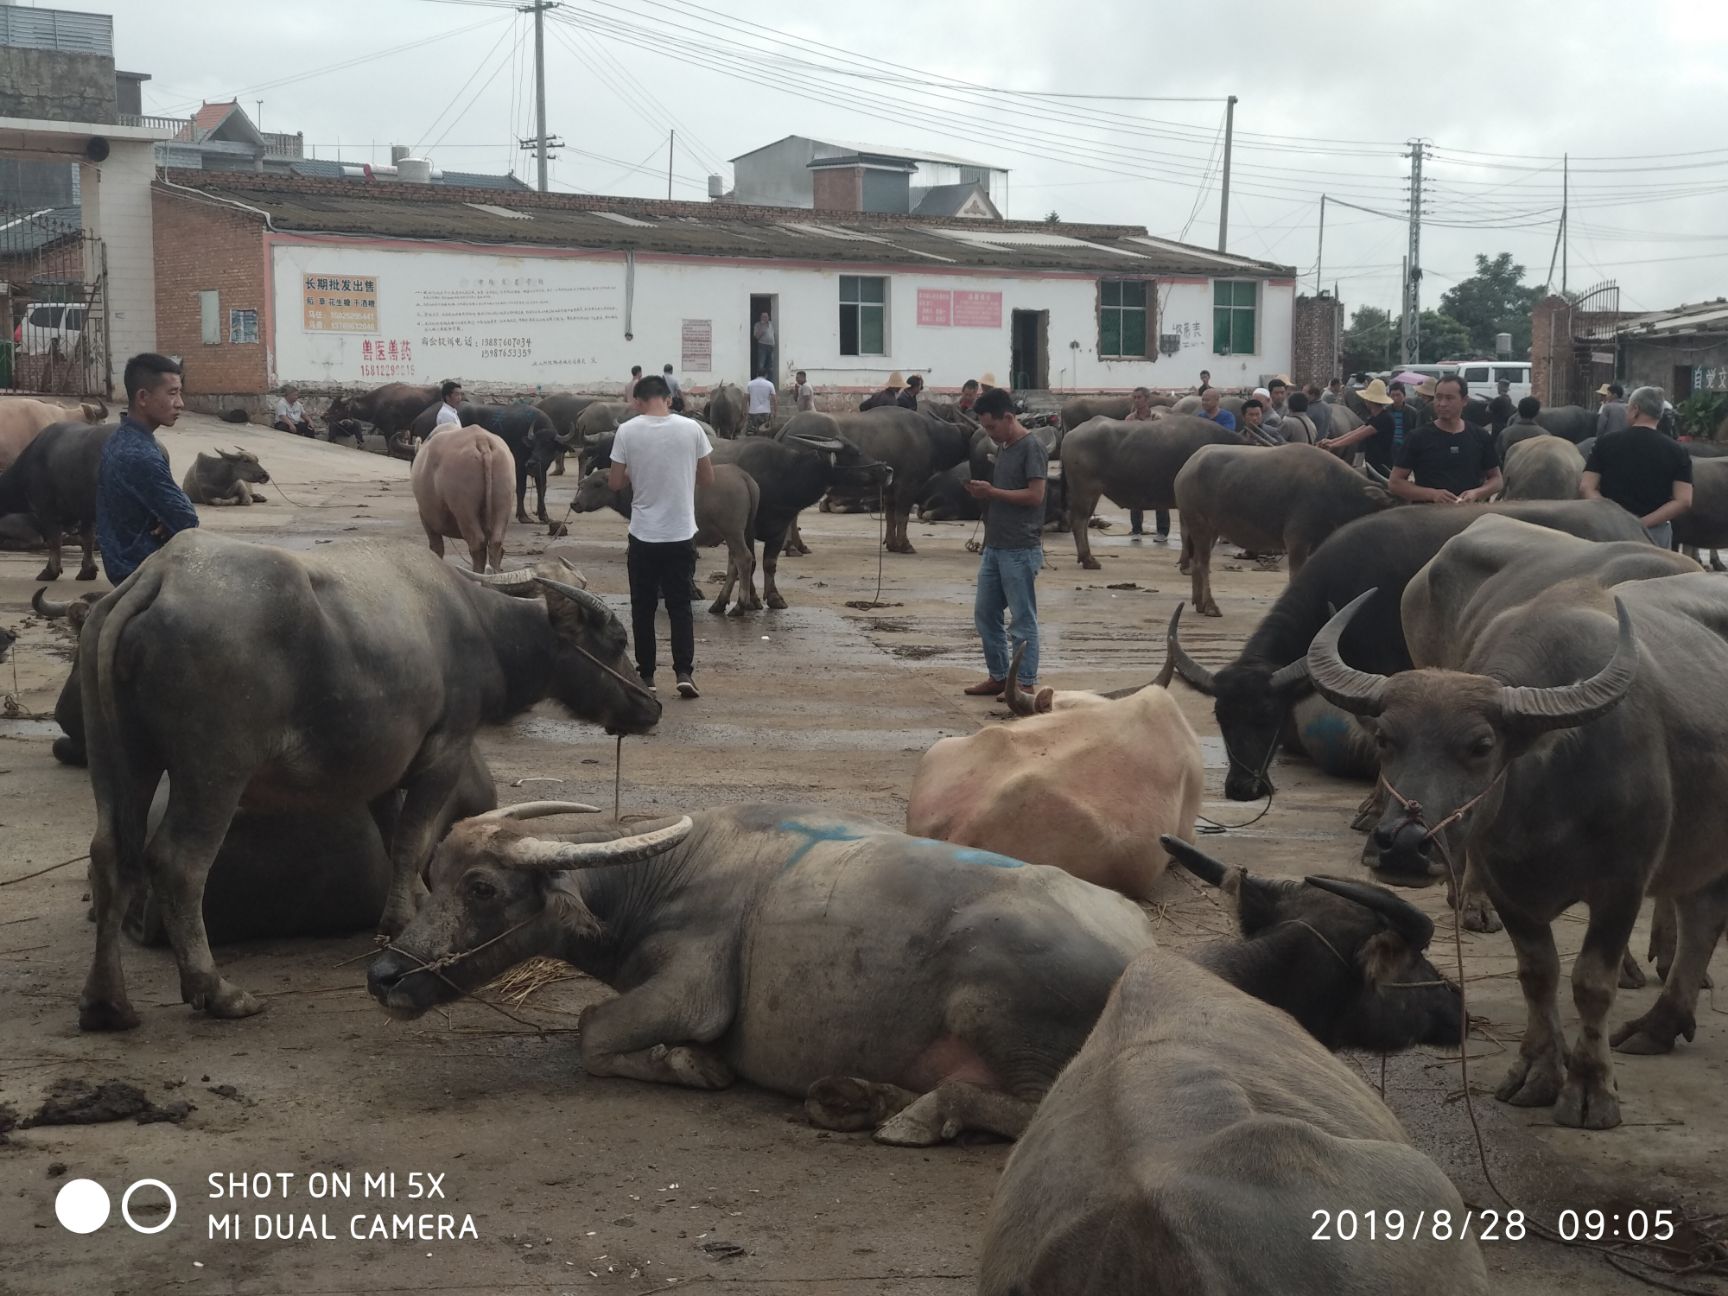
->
xmin=1596 ymin=382 xmax=1629 ymax=437
xmin=962 ymin=388 xmax=1049 ymax=697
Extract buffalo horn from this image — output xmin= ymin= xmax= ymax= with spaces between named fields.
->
xmin=453 ymin=565 xmax=540 ymax=596
xmin=535 ymin=576 xmax=612 ymax=619
xmin=1497 ymin=597 xmax=1638 ymax=732
xmin=1003 ymin=643 xmax=1039 ymax=716
xmin=1267 ymin=657 xmax=1311 ymax=693
xmin=472 ymin=801 xmax=601 ymax=822
xmin=502 ymin=815 xmax=694 ymax=872
xmin=787 ymin=434 xmax=846 ymax=452
xmin=1159 ymin=834 xmax=1228 ymax=887
xmin=31 ymin=587 xmax=72 ymax=619
xmin=1305 ymin=590 xmax=1389 ymax=716
xmin=1361 ymin=460 xmax=1391 ymax=486
xmin=1304 ymin=875 xmax=1435 ymax=951
xmin=1164 ymin=603 xmax=1217 ymax=695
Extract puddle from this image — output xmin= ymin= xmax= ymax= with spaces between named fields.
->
xmin=511 ymin=713 xmax=951 ymax=753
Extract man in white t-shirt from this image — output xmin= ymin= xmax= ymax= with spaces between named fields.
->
xmin=272 ymin=385 xmax=314 ymax=437
xmin=745 ymin=373 xmax=777 ymax=433
xmin=434 ymin=379 xmax=463 ymax=429
xmin=608 ymin=373 xmax=714 ymax=698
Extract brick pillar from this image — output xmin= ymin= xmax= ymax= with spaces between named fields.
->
xmin=1530 ymin=295 xmax=1578 ymax=409
xmin=1291 ymin=295 xmax=1342 ymax=386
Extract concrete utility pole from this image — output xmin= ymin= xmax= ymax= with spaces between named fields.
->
xmin=1216 ymin=95 xmax=1237 ymax=253
xmin=520 ymin=1 xmax=562 ymax=192
xmin=1315 ymin=194 xmax=1326 ymax=296
xmin=1562 ymin=151 xmax=1569 ymax=295
xmin=1401 ymin=140 xmax=1426 ymax=366
xmin=667 ymin=130 xmax=674 ymax=200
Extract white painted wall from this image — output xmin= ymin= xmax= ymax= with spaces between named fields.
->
xmin=268 ymin=237 xmax=1294 ymax=394
xmin=85 ymin=141 xmax=158 ymax=392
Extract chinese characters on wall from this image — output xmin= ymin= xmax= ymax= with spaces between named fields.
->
xmin=303 ymin=273 xmax=380 ymax=332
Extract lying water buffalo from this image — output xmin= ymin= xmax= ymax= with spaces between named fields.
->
xmin=1313 ymin=519 xmax=1715 ymax=1129
xmin=0 ymin=396 xmax=105 ymax=471
xmin=784 ymin=406 xmax=970 ymax=553
xmin=703 ymin=382 xmax=746 ymax=439
xmin=409 ymin=402 xmax=562 ymax=523
xmin=1499 ymin=434 xmax=1582 ymax=500
xmin=181 ymin=448 xmax=270 ymax=505
xmin=980 ymin=852 xmax=1485 ymax=1294
xmin=570 ymin=463 xmax=760 ymax=615
xmin=1062 ymin=414 xmax=1245 ymax=568
xmin=917 ymin=461 xmax=1068 ymax=531
xmin=370 ymin=802 xmax=1462 ymax=1144
xmin=1174 ymin=442 xmax=1396 ymax=616
xmin=411 ymin=424 xmax=514 ymax=572
xmin=0 ymin=420 xmax=115 ymax=580
xmin=76 ymin=536 xmax=662 ymax=1031
xmin=325 ymin=382 xmax=437 ymax=449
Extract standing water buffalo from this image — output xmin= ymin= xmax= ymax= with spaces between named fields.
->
xmin=1311 ymin=519 xmax=1717 ymax=1128
xmin=369 ymin=803 xmax=1463 ymax=1144
xmin=980 ymin=846 xmax=1486 ymax=1295
xmin=408 ymin=401 xmax=562 ymax=523
xmin=411 ymin=424 xmax=515 ymax=572
xmin=570 ymin=463 xmax=761 ymax=616
xmin=536 ymin=393 xmax=604 ymax=475
xmin=703 ymin=382 xmax=746 ymax=440
xmin=181 ymin=448 xmax=270 ymax=505
xmin=1174 ymin=442 xmax=1396 ymax=616
xmin=0 ymin=420 xmax=115 ymax=580
xmin=76 ymin=535 xmax=662 ymax=1030
xmin=1499 ymin=435 xmax=1583 ymax=500
xmin=1062 ymin=414 xmax=1245 ymax=568
xmin=324 ymin=382 xmax=438 ymax=449
xmin=1533 ymin=404 xmax=1598 ymax=443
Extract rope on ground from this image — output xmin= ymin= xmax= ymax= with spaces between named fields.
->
xmin=0 ymin=853 xmax=88 ymax=888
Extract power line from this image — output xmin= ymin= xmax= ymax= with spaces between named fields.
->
xmin=412 ymin=20 xmax=519 ymax=152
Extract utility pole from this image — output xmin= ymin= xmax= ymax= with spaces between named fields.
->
xmin=519 ymin=2 xmax=562 ymax=192
xmin=1561 ymin=151 xmax=1569 ymax=295
xmin=667 ymin=130 xmax=674 ymax=200
xmin=1401 ymin=140 xmax=1426 ymax=365
xmin=1315 ymin=194 xmax=1326 ymax=296
xmin=1216 ymin=94 xmax=1237 ymax=253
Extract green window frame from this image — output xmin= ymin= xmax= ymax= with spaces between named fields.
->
xmin=839 ymin=275 xmax=886 ymax=356
xmin=1213 ymin=280 xmax=1257 ymax=355
xmin=1098 ymin=279 xmax=1149 ymax=358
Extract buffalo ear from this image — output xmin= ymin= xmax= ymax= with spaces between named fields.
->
xmin=1224 ymin=869 xmax=1287 ymax=936
xmin=1357 ymin=929 xmax=1409 ymax=987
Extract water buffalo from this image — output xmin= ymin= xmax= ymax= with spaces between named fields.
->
xmin=1499 ymin=434 xmax=1583 ymax=500
xmin=1059 ymin=395 xmax=1133 ymax=430
xmin=30 ymin=587 xmax=103 ymax=765
xmin=703 ymin=382 xmax=746 ymax=439
xmin=0 ymin=512 xmax=47 ymax=549
xmin=0 ymin=420 xmax=115 ymax=580
xmin=1062 ymin=414 xmax=1245 ymax=568
xmin=981 ymin=923 xmax=1485 ymax=1292
xmin=906 ymin=654 xmax=1202 ymax=901
xmin=324 ymin=382 xmax=437 ymax=449
xmin=0 ymin=396 xmax=105 ymax=471
xmin=1533 ymin=404 xmax=1597 ymax=443
xmin=411 ymin=424 xmax=514 ymax=572
xmin=1174 ymin=442 xmax=1397 ymax=616
xmin=536 ymin=393 xmax=605 ymax=475
xmin=76 ymin=536 xmax=662 ymax=1031
xmin=181 ymin=448 xmax=270 ymax=506
xmin=783 ymin=406 xmax=970 ymax=553
xmin=570 ymin=463 xmax=761 ymax=616
xmin=1671 ymin=456 xmax=1728 ymax=562
xmin=1310 ymin=518 xmax=1717 ymax=1128
xmin=917 ymin=462 xmax=1068 ymax=531
xmin=409 ymin=401 xmax=561 ymax=524
xmin=369 ymin=802 xmax=1463 ymax=1145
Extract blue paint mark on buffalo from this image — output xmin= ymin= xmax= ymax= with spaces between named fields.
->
xmin=944 ymin=844 xmax=1024 ymax=869
xmin=1300 ymin=709 xmax=1359 ymax=774
xmin=777 ymin=818 xmax=868 ymax=872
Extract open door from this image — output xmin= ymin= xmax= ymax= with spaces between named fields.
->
xmin=749 ymin=293 xmax=778 ymax=381
xmin=1011 ymin=309 xmax=1048 ymax=391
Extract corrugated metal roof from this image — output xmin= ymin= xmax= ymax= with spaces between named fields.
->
xmin=1619 ymin=300 xmax=1728 ymax=336
xmin=162 ymin=175 xmax=1294 ymax=278
xmin=0 ymin=205 xmax=83 ymax=257
xmin=730 ymin=134 xmax=1006 ymax=172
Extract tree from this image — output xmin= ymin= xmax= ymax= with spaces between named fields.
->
xmin=1341 ymin=306 xmax=1397 ymax=376
xmin=1418 ymin=310 xmax=1473 ymax=364
xmin=1438 ymin=252 xmax=1546 ymax=357
xmin=1044 ymin=210 xmax=1062 ymax=224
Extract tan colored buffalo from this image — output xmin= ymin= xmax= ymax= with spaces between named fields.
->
xmin=411 ymin=424 xmax=515 ymax=572
xmin=0 ymin=396 xmax=105 ymax=471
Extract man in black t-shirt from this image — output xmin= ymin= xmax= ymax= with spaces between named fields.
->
xmin=1487 ymin=379 xmax=1514 ymax=437
xmin=1389 ymin=374 xmax=1502 ymax=503
xmin=1582 ymin=385 xmax=1693 ymax=547
xmin=1319 ymin=378 xmax=1412 ymax=473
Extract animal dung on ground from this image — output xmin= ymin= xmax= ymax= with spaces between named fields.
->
xmin=1106 ymin=582 xmax=1139 ymax=590
xmin=21 ymin=1079 xmax=194 ymax=1128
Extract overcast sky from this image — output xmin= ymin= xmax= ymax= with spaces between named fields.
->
xmin=75 ymin=0 xmax=1728 ymax=320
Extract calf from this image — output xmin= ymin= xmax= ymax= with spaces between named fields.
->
xmin=181 ymin=448 xmax=270 ymax=505
xmin=410 ymin=424 xmax=514 ymax=572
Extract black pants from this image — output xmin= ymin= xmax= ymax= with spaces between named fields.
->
xmin=1129 ymin=508 xmax=1170 ymax=535
xmin=627 ymin=536 xmax=696 ymax=679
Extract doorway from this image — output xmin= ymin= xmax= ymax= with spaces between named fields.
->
xmin=749 ymin=293 xmax=778 ymax=381
xmin=1010 ymin=309 xmax=1048 ymax=391
xmin=1673 ymin=365 xmax=1695 ymax=401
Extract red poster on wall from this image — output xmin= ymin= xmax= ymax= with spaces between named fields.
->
xmin=952 ymin=290 xmax=1003 ymax=328
xmin=916 ymin=288 xmax=953 ymax=326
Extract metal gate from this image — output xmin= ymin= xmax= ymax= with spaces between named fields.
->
xmin=0 ymin=205 xmax=109 ymax=398
xmin=1566 ymin=279 xmax=1620 ymax=407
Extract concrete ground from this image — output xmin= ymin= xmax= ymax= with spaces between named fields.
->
xmin=1 ymin=413 xmax=1724 ymax=1295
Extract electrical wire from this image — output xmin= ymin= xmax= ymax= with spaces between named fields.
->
xmin=412 ymin=21 xmax=519 ymax=152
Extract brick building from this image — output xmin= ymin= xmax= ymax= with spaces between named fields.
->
xmin=1290 ymin=294 xmax=1343 ymax=387
xmin=152 ymin=185 xmax=270 ymax=395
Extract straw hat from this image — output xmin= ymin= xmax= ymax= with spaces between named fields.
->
xmin=1357 ymin=378 xmax=1394 ymax=405
xmin=1595 ymin=383 xmax=1615 ymax=397
xmin=979 ymin=372 xmax=998 ymax=387
xmin=1415 ymin=378 xmax=1438 ymax=398
xmin=887 ymin=371 xmax=906 ymax=386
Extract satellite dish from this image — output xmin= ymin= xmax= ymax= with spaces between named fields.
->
xmin=84 ymin=136 xmax=111 ymax=163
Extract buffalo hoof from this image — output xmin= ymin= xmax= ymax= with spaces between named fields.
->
xmin=536 ymin=514 xmax=551 ymax=525
xmin=767 ymin=593 xmax=787 ymax=610
xmin=1199 ymin=603 xmax=1222 ymax=618
xmin=1178 ymin=560 xmax=1192 ymax=575
xmin=650 ymin=1042 xmax=734 ymax=1089
xmin=875 ymin=1094 xmax=962 ymax=1147
xmin=727 ymin=603 xmax=749 ymax=618
xmin=707 ymin=600 xmax=727 ymax=616
xmin=1618 ymin=948 xmax=1647 ymax=990
xmin=1078 ymin=557 xmax=1101 ymax=571
xmin=1495 ymin=1050 xmax=1563 ymax=1108
xmin=1552 ymin=1074 xmax=1621 ymax=1130
xmin=78 ymin=997 xmax=141 ymax=1032
xmin=76 ymin=567 xmax=97 ymax=581
xmin=547 ymin=521 xmax=569 ymax=538
xmin=1612 ymin=1003 xmax=1695 ymax=1055
xmin=515 ymin=513 xmax=532 ymax=525
xmin=887 ymin=542 xmax=916 ymax=555
xmin=52 ymin=736 xmax=87 ymax=767
xmin=196 ymin=982 xmax=266 ymax=1020
xmin=1458 ymin=895 xmax=1502 ymax=933
xmin=551 ymin=465 xmax=564 ymax=477
xmin=806 ymin=1075 xmax=890 ymax=1133
xmin=250 ymin=493 xmax=268 ymax=504
xmin=35 ymin=567 xmax=58 ymax=581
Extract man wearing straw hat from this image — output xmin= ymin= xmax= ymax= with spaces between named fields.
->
xmin=1596 ymin=382 xmax=1629 ymax=438
xmin=861 ymin=371 xmax=906 ymax=411
xmin=1320 ymin=378 xmax=1413 ymax=475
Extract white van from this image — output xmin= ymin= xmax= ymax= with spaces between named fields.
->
xmin=1456 ymin=361 xmax=1531 ymax=402
xmin=18 ymin=302 xmax=86 ymax=357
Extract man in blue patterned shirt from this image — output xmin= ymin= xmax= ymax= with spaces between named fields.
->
xmin=96 ymin=353 xmax=199 ymax=585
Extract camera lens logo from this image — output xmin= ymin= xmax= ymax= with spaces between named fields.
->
xmin=55 ymin=1178 xmax=177 ymax=1234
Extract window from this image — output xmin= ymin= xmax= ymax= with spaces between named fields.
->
xmin=199 ymin=290 xmax=221 ymax=345
xmin=839 ymin=275 xmax=886 ymax=356
xmin=1098 ymin=279 xmax=1148 ymax=357
xmin=229 ymin=308 xmax=259 ymax=345
xmin=1212 ymin=280 xmax=1257 ymax=355
xmin=1493 ymin=365 xmax=1528 ymax=383
xmin=1463 ymin=366 xmax=1490 ymax=383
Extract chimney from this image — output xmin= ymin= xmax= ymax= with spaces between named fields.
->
xmin=812 ymin=164 xmax=865 ymax=214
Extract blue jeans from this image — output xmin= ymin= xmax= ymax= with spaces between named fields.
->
xmin=975 ymin=546 xmax=1043 ymax=684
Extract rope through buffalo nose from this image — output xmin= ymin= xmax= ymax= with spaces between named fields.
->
xmin=1197 ymin=711 xmax=1287 ymax=834
xmin=1377 ymin=769 xmax=1509 ymax=847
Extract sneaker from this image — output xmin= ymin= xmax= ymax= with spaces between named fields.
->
xmin=1153 ymin=533 xmax=1170 ymax=544
xmin=1128 ymin=527 xmax=1144 ymax=536
xmin=638 ymin=672 xmax=657 ymax=693
xmin=963 ymin=677 xmax=1007 ymax=697
xmin=675 ymin=672 xmax=700 ymax=699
